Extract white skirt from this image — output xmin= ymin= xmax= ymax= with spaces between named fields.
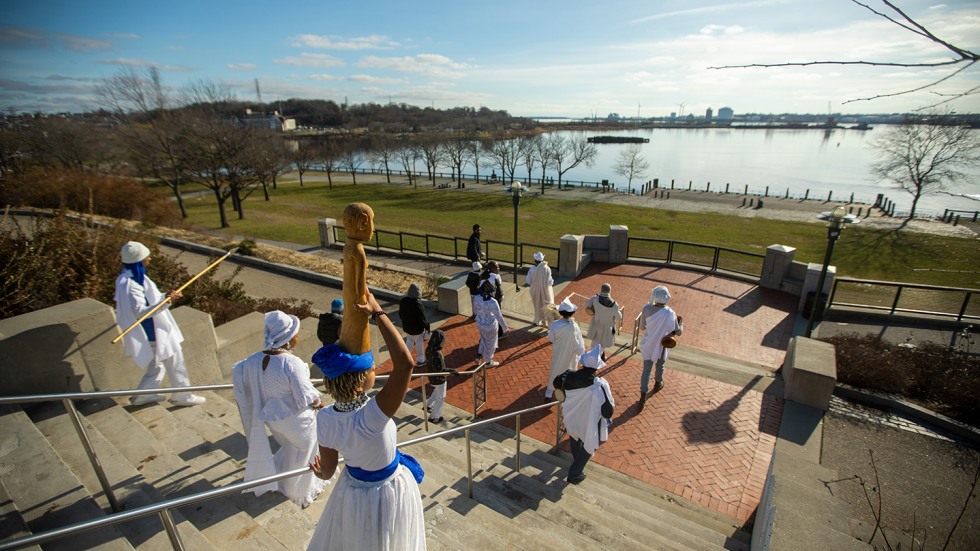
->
xmin=306 ymin=464 xmax=426 ymax=551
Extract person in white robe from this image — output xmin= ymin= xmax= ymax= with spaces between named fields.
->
xmin=232 ymin=311 xmax=327 ymax=508
xmin=584 ymin=283 xmax=623 ymax=359
xmin=114 ymin=241 xmax=205 ymax=407
xmin=472 ymin=280 xmax=509 ymax=368
xmin=546 ymin=297 xmax=585 ymax=401
xmin=637 ymin=285 xmax=683 ymax=410
xmin=555 ymin=344 xmax=614 ymax=484
xmin=307 ymin=292 xmax=426 ymax=551
xmin=528 ymin=252 xmax=555 ymax=326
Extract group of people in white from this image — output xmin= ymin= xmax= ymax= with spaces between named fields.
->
xmin=113 ymin=240 xmax=682 ymax=550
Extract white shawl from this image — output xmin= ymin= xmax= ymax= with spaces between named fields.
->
xmin=114 ymin=271 xmax=183 ymax=369
xmin=232 ymin=355 xmax=277 ymax=496
xmin=562 ymin=377 xmax=613 ymax=454
xmin=529 ymin=261 xmax=554 ymax=309
xmin=639 ymin=306 xmax=678 ymax=362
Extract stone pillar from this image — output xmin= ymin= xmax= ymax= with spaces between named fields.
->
xmin=800 ymin=262 xmax=837 ymax=312
xmin=558 ymin=234 xmax=584 ymax=279
xmin=783 ymin=337 xmax=837 ymax=410
xmin=760 ymin=244 xmax=796 ymax=290
xmin=318 ymin=218 xmax=338 ymax=248
xmin=608 ymin=225 xmax=629 ymax=264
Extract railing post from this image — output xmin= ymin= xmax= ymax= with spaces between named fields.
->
xmin=712 ymin=248 xmax=721 ymax=271
xmin=61 ymin=398 xmax=121 ymax=513
xmin=159 ymin=509 xmax=186 ymax=551
xmin=958 ymin=292 xmax=972 ymax=322
xmin=890 ymin=286 xmax=903 ymax=314
xmin=420 ymin=376 xmax=429 ymax=432
xmin=465 ymin=426 xmax=474 ymax=498
xmin=399 ymin=233 xmax=404 ymax=254
xmin=515 ymin=413 xmax=522 ymax=473
xmin=667 ymin=241 xmax=674 ymax=264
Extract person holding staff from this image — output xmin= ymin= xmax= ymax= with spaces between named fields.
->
xmin=114 ymin=241 xmax=205 ymax=406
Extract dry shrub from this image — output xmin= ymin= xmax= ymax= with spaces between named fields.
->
xmin=0 ymin=212 xmax=312 ymax=326
xmin=824 ymin=333 xmax=980 ymax=427
xmin=0 ymin=168 xmax=180 ymax=226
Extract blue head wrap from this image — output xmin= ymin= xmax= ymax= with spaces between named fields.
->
xmin=312 ymin=343 xmax=374 ymax=379
xmin=123 ymin=261 xmax=146 ymax=286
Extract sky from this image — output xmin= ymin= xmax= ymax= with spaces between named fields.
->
xmin=1 ymin=0 xmax=979 ymax=118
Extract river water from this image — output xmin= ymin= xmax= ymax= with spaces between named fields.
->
xmin=527 ymin=127 xmax=980 ymax=218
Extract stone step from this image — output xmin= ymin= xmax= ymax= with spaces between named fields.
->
xmin=26 ymin=400 xmax=212 ymax=550
xmin=411 ymin=433 xmax=692 ymax=551
xmin=472 ymin=418 xmax=751 ymax=550
xmin=77 ymin=399 xmax=290 ymax=550
xmin=0 ymin=477 xmax=40 ymax=550
xmin=0 ymin=405 xmax=133 ymax=550
xmin=162 ymin=392 xmax=323 ymax=544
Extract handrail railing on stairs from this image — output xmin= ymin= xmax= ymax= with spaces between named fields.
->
xmin=0 ymin=395 xmax=560 ymax=551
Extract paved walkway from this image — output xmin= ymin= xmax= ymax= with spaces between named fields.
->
xmin=369 ymin=262 xmax=791 ymax=523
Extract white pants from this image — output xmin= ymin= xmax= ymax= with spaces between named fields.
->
xmin=136 ymin=344 xmax=193 ymax=400
xmin=427 ymin=383 xmax=447 ymax=419
xmin=405 ymin=333 xmax=425 ymax=364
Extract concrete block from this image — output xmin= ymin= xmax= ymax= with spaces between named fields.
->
xmin=0 ymin=298 xmax=125 ymax=395
xmin=215 ymin=311 xmax=265 ymax=381
xmin=608 ymin=225 xmax=629 ymax=263
xmin=784 ymin=337 xmax=837 ymax=410
xmin=437 ymin=272 xmax=472 ymax=315
xmin=760 ymin=244 xmax=796 ymax=290
xmin=800 ymin=262 xmax=837 ymax=312
xmin=170 ymin=306 xmax=223 ymax=386
xmin=318 ymin=218 xmax=338 ymax=248
xmin=558 ymin=234 xmax=584 ymax=278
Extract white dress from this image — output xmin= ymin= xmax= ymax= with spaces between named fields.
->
xmin=232 ymin=352 xmax=326 ymax=507
xmin=562 ymin=377 xmax=613 ymax=454
xmin=529 ymin=262 xmax=555 ymax=325
xmin=307 ymin=398 xmax=426 ymax=551
xmin=584 ymin=296 xmax=622 ymax=352
xmin=472 ymin=295 xmax=508 ymax=363
xmin=546 ymin=318 xmax=585 ymax=395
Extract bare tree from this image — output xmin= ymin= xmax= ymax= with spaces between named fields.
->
xmin=709 ymin=0 xmax=980 ymax=109
xmin=369 ymin=135 xmax=398 ymax=183
xmin=871 ymin=113 xmax=980 ymax=219
xmin=293 ymin=141 xmax=319 ymax=187
xmin=96 ymin=67 xmax=191 ymax=217
xmin=613 ymin=143 xmax=650 ymax=193
xmin=443 ymin=135 xmax=475 ymax=188
xmin=415 ymin=137 xmax=444 ymax=186
xmin=536 ymin=137 xmax=555 ymax=192
xmin=486 ymin=138 xmax=522 ymax=184
xmin=340 ymin=146 xmax=365 ymax=185
xmin=546 ymin=134 xmax=598 ymax=189
xmin=320 ymin=140 xmax=341 ymax=190
xmin=395 ymin=144 xmax=418 ymax=188
xmin=517 ymin=135 xmax=541 ymax=191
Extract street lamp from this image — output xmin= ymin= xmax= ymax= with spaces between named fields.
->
xmin=511 ymin=182 xmax=524 ymax=292
xmin=805 ymin=205 xmax=859 ymax=338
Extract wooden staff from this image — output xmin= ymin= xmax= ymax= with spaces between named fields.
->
xmin=112 ymin=249 xmax=236 ymax=344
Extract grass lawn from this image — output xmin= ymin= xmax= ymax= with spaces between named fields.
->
xmin=179 ymin=178 xmax=980 ymax=289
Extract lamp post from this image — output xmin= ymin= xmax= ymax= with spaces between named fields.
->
xmin=511 ymin=182 xmax=524 ymax=292
xmin=805 ymin=205 xmax=859 ymax=338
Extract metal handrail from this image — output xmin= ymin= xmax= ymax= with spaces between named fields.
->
xmin=829 ymin=276 xmax=979 ymax=321
xmin=0 ymin=366 xmax=487 ymax=522
xmin=0 ymin=399 xmax=560 ymax=551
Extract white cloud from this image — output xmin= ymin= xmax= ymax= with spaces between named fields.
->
xmin=290 ymin=34 xmax=399 ymax=50
xmin=630 ymin=1 xmax=788 ymax=24
xmin=103 ymin=33 xmax=140 ymax=39
xmin=309 ymin=74 xmax=342 ymax=81
xmin=699 ymin=25 xmax=744 ymax=35
xmin=228 ymin=63 xmax=256 ymax=71
xmin=54 ymin=33 xmax=112 ymax=51
xmin=348 ymin=74 xmax=405 ymax=84
xmin=357 ymin=54 xmax=468 ymax=78
xmin=274 ymin=53 xmax=344 ymax=67
xmin=97 ymin=58 xmax=191 ymax=72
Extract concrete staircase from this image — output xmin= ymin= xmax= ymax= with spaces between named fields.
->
xmin=0 ymin=391 xmax=752 ymax=550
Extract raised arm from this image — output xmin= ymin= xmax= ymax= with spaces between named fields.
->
xmin=356 ymin=292 xmax=415 ymax=418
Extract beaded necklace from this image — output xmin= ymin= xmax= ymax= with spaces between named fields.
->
xmin=333 ymin=393 xmax=369 ymax=413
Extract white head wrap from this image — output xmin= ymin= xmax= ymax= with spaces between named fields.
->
xmin=472 ymin=261 xmax=483 ymax=271
xmin=652 ymin=285 xmax=671 ymax=305
xmin=121 ymin=241 xmax=150 ymax=264
xmin=580 ymin=344 xmax=606 ymax=370
xmin=557 ymin=296 xmax=578 ymax=313
xmin=533 ymin=251 xmax=545 ymax=262
xmin=264 ymin=311 xmax=301 ymax=350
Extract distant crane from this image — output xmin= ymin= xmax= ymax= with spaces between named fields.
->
xmin=637 ymin=101 xmax=641 ymax=120
xmin=678 ymin=101 xmax=687 ymax=117
xmin=254 ymin=78 xmax=262 ymax=105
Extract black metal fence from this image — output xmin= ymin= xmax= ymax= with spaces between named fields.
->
xmin=626 ymin=237 xmax=766 ymax=278
xmin=829 ymin=277 xmax=979 ymax=321
xmin=330 ymin=226 xmax=560 ymax=272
